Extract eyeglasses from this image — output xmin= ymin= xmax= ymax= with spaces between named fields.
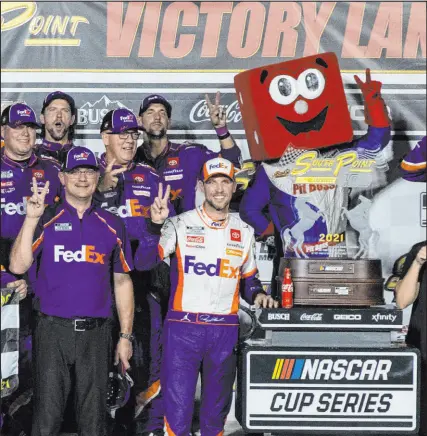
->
xmin=66 ymin=168 xmax=98 ymax=178
xmin=106 ymin=132 xmax=140 ymax=140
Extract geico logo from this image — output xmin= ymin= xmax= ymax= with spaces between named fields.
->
xmin=104 ymin=200 xmax=150 ymax=218
xmin=299 ymin=358 xmax=392 ymax=381
xmin=184 ymin=255 xmax=238 ymax=279
xmin=54 ymin=245 xmax=105 ymax=264
xmin=333 ymin=314 xmax=362 ymax=321
xmin=268 ymin=313 xmax=290 ymax=321
xmin=1 ymin=197 xmax=27 ymax=215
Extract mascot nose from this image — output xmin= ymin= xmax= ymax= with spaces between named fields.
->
xmin=294 ymin=100 xmax=308 ymax=115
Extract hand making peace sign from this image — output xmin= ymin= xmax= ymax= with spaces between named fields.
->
xmin=205 ymin=91 xmax=226 ymax=129
xmin=26 ymin=177 xmax=50 ymax=219
xmin=151 ymin=182 xmax=171 ymax=225
xmin=354 ymin=68 xmax=382 ymax=101
xmin=98 ymin=158 xmax=127 ymax=192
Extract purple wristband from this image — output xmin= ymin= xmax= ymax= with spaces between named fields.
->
xmin=215 ymin=126 xmax=229 ymax=137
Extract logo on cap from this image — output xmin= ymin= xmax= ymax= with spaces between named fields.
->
xmin=17 ymin=108 xmax=31 ymax=117
xmin=120 ymin=114 xmax=134 ymax=123
xmin=74 ymin=152 xmax=90 ymax=161
xmin=209 ymin=162 xmax=227 ymax=170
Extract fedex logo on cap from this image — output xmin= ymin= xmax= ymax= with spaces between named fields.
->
xmin=184 ymin=255 xmax=238 ymax=279
xmin=74 ymin=152 xmax=90 ymax=161
xmin=148 ymin=95 xmax=159 ymax=101
xmin=17 ymin=109 xmax=31 ymax=117
xmin=120 ymin=114 xmax=134 ymax=123
xmin=209 ymin=162 xmax=228 ymax=170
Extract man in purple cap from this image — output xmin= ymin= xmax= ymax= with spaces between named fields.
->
xmin=9 ymin=146 xmax=135 ymax=436
xmin=96 ymin=108 xmax=172 ymax=435
xmin=136 ymin=92 xmax=242 ymax=215
xmin=400 ymin=136 xmax=426 ymax=182
xmin=35 ymin=91 xmax=77 ymax=164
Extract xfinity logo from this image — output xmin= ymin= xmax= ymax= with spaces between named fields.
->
xmin=268 ymin=313 xmax=290 ymax=321
xmin=334 ymin=314 xmax=362 ymax=321
xmin=372 ymin=313 xmax=397 ymax=323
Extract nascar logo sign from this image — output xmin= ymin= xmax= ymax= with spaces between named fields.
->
xmin=239 ymin=349 xmax=419 ymax=433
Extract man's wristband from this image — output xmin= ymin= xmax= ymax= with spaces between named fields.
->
xmin=119 ymin=332 xmax=134 ymax=342
xmin=215 ymin=126 xmax=230 ymax=140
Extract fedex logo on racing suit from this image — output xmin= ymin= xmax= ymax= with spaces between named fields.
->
xmin=54 ymin=245 xmax=105 ymax=264
xmin=1 ymin=197 xmax=27 ymax=215
xmin=184 ymin=255 xmax=239 ymax=278
xmin=101 ymin=199 xmax=150 ymax=218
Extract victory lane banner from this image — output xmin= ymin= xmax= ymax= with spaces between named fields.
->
xmin=236 ymin=348 xmax=420 ymax=434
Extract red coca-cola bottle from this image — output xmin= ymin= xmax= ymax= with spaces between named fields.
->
xmin=281 ymin=268 xmax=294 ymax=309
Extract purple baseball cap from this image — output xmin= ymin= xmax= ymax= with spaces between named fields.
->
xmin=100 ymin=108 xmax=140 ymax=134
xmin=63 ymin=146 xmax=99 ymax=172
xmin=41 ymin=91 xmax=76 ymax=115
xmin=139 ymin=94 xmax=172 ymax=118
xmin=1 ymin=103 xmax=41 ymax=128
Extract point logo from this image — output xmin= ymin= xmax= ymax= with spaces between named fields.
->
xmin=271 ymin=358 xmax=392 ymax=381
xmin=74 ymin=152 xmax=89 ymax=160
xmin=184 ymin=255 xmax=238 ymax=279
xmin=54 ymin=245 xmax=105 ymax=264
xmin=17 ymin=109 xmax=31 ymax=116
xmin=230 ymin=229 xmax=241 ymax=242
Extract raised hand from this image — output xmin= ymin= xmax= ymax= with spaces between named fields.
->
xmin=26 ymin=177 xmax=50 ymax=219
xmin=6 ymin=279 xmax=28 ymax=301
xmin=205 ymin=91 xmax=226 ymax=128
xmin=98 ymin=158 xmax=127 ymax=192
xmin=151 ymin=182 xmax=171 ymax=224
xmin=354 ymin=68 xmax=382 ymax=100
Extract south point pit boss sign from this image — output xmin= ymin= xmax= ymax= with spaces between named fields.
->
xmin=242 ymin=350 xmax=419 ymax=433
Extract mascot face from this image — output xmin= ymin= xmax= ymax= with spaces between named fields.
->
xmin=235 ymin=52 xmax=353 ymax=161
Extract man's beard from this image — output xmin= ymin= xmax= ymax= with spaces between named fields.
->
xmin=146 ymin=127 xmax=167 ymax=141
xmin=47 ymin=126 xmax=69 ymax=142
xmin=205 ymin=197 xmax=229 ymax=212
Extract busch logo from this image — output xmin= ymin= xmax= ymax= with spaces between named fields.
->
xmin=372 ymin=313 xmax=397 ymax=323
xmin=187 ymin=236 xmax=204 ymax=244
xmin=77 ymin=96 xmax=130 ymax=126
xmin=268 ymin=313 xmax=290 ymax=321
xmin=334 ymin=314 xmax=362 ymax=321
xmin=190 ymin=100 xmax=241 ymax=124
xmin=230 ymin=229 xmax=241 ymax=242
xmin=1 ymin=197 xmax=27 ymax=215
xmin=54 ymin=245 xmax=105 ymax=264
xmin=184 ymin=255 xmax=238 ymax=278
xmin=300 ymin=313 xmax=323 ymax=321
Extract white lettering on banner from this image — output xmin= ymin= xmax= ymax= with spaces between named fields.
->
xmin=77 ymin=96 xmax=130 ymax=126
xmin=334 ymin=314 xmax=362 ymax=321
xmin=0 ymin=198 xmax=27 ymax=215
xmin=300 ymin=313 xmax=323 ymax=321
xmin=372 ymin=313 xmax=397 ymax=323
xmin=268 ymin=313 xmax=290 ymax=321
xmin=190 ymin=100 xmax=242 ymax=124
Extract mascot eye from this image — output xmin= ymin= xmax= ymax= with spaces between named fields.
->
xmin=269 ymin=75 xmax=298 ymax=105
xmin=298 ymin=69 xmax=325 ymax=100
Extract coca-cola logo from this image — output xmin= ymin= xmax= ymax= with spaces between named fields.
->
xmin=187 ymin=236 xmax=204 ymax=244
xmin=300 ymin=313 xmax=323 ymax=321
xmin=189 ymin=100 xmax=242 ymax=124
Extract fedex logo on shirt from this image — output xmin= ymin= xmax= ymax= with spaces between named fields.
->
xmin=184 ymin=255 xmax=238 ymax=279
xmin=1 ymin=197 xmax=27 ymax=215
xmin=102 ymin=199 xmax=150 ymax=218
xmin=54 ymin=245 xmax=105 ymax=264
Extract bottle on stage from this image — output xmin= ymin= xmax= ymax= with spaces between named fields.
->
xmin=281 ymin=267 xmax=294 ymax=309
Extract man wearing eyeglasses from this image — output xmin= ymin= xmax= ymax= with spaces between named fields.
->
xmin=9 ymin=146 xmax=134 ymax=436
xmin=96 ymin=108 xmax=171 ymax=435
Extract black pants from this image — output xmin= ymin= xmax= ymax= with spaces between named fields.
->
xmin=31 ymin=314 xmax=112 ymax=436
